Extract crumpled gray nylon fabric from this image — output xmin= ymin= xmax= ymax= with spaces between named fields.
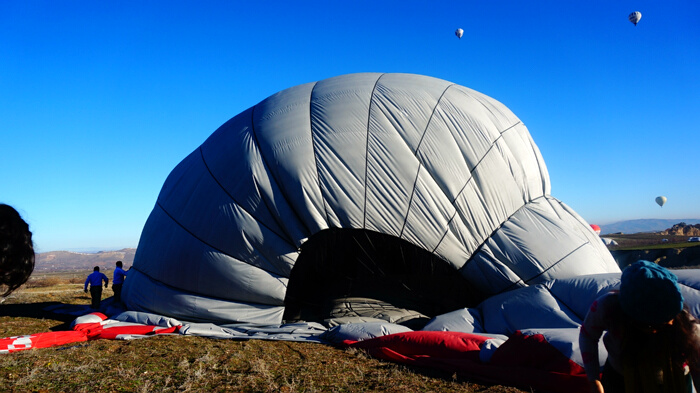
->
xmin=123 ymin=73 xmax=619 ymax=324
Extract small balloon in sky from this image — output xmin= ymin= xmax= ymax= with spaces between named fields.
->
xmin=455 ymin=28 xmax=464 ymax=39
xmin=655 ymin=196 xmax=667 ymax=207
xmin=629 ymin=11 xmax=642 ymax=26
xmin=590 ymin=224 xmax=601 ymax=235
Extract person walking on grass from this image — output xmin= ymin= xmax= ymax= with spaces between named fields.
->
xmin=112 ymin=261 xmax=127 ymax=305
xmin=84 ymin=266 xmax=108 ymax=309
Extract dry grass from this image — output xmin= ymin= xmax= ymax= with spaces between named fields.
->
xmin=20 ymin=271 xmax=89 ymax=291
xmin=1 ymin=273 xmax=529 ymax=393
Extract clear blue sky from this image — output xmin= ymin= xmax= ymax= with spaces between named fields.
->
xmin=2 ymin=1 xmax=698 ymax=252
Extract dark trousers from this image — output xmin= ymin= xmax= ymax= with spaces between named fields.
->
xmin=113 ymin=283 xmax=123 ymax=303
xmin=90 ymin=286 xmax=103 ymax=309
xmin=601 ymin=360 xmax=694 ymax=393
xmin=601 ymin=361 xmax=625 ymax=393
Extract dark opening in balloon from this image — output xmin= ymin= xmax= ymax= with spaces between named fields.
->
xmin=283 ymin=228 xmax=485 ymax=328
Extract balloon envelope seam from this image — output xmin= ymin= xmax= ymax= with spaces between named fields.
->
xmin=309 ymin=81 xmax=333 ymax=227
xmin=462 ymin=194 xmax=550 ymax=272
xmin=412 ymin=83 xmax=456 ymax=156
xmin=153 ymin=201 xmax=293 ymax=280
xmin=250 ymin=99 xmax=316 ymax=239
xmin=198 ymin=147 xmax=297 ymax=249
xmin=362 ymin=74 xmax=386 ymax=229
xmin=520 ymin=241 xmax=591 ymax=288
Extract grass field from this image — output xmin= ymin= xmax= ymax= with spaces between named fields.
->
xmin=604 ymin=232 xmax=700 ymax=251
xmin=1 ymin=275 xmax=527 ymax=393
xmin=616 ymin=241 xmax=700 ymax=251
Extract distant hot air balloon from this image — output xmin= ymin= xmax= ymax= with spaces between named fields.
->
xmin=590 ymin=224 xmax=601 ymax=235
xmin=455 ymin=28 xmax=464 ymax=39
xmin=629 ymin=11 xmax=642 ymax=26
xmin=655 ymin=196 xmax=667 ymax=207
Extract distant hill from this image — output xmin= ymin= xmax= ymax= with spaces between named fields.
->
xmin=601 ymin=219 xmax=700 ymax=235
xmin=661 ymin=223 xmax=700 ymax=237
xmin=35 ymin=248 xmax=136 ymax=273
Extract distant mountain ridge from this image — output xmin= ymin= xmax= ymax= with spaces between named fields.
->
xmin=600 ymin=219 xmax=700 ymax=235
xmin=35 ymin=248 xmax=136 ymax=273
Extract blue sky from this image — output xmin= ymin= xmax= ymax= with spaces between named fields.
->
xmin=2 ymin=1 xmax=698 ymax=252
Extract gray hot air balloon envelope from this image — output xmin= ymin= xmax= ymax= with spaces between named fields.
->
xmin=123 ymin=73 xmax=618 ymax=325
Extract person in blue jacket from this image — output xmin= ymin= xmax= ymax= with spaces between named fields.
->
xmin=84 ymin=266 xmax=109 ymax=309
xmin=112 ymin=261 xmax=128 ymax=305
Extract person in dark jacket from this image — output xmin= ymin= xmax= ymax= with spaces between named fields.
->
xmin=112 ymin=261 xmax=128 ymax=304
xmin=580 ymin=260 xmax=700 ymax=393
xmin=84 ymin=266 xmax=109 ymax=309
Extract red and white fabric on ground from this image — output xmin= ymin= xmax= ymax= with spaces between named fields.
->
xmin=1 ymin=312 xmax=179 ymax=354
xmin=346 ymin=330 xmax=589 ymax=393
xmin=0 ymin=331 xmax=87 ymax=354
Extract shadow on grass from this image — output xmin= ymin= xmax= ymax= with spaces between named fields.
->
xmin=0 ymin=302 xmax=77 ymax=330
xmin=384 ymin=361 xmax=538 ymax=393
xmin=0 ymin=296 xmax=126 ymax=332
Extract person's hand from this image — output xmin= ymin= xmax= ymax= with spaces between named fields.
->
xmin=84 ymin=289 xmax=88 ymax=293
xmin=105 ymin=284 xmax=108 ymax=288
xmin=589 ymin=379 xmax=604 ymax=393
